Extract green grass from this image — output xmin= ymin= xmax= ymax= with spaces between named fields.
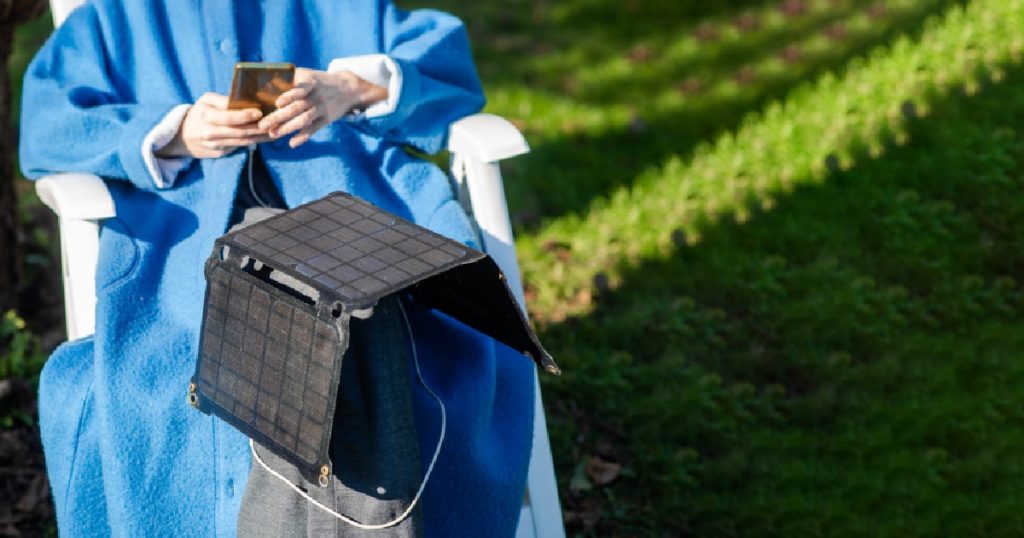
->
xmin=444 ymin=0 xmax=967 ymax=223
xmin=12 ymin=0 xmax=1024 ymax=535
xmin=407 ymin=0 xmax=1024 ymax=534
xmin=0 ymin=309 xmax=45 ymax=427
xmin=534 ymin=73 xmax=1024 ymax=533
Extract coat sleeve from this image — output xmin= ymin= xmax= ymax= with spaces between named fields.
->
xmin=18 ymin=4 xmax=183 ymax=191
xmin=343 ymin=1 xmax=486 ymax=154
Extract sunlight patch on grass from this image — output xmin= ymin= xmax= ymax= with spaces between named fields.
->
xmin=520 ymin=0 xmax=1024 ymax=322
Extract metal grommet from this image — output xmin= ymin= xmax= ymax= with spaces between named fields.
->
xmin=187 ymin=392 xmax=199 ymax=406
xmin=318 ymin=464 xmax=330 ymax=487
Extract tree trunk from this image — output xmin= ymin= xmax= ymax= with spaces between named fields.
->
xmin=0 ymin=0 xmax=48 ymax=312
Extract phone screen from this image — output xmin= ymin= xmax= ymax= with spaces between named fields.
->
xmin=228 ymin=62 xmax=296 ymax=115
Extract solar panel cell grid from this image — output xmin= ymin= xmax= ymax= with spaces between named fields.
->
xmin=217 ymin=195 xmax=480 ymax=308
xmin=195 ymin=264 xmax=343 ymax=476
xmin=192 ymin=192 xmax=555 ymax=483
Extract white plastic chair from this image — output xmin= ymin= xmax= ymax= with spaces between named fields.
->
xmin=37 ymin=2 xmax=565 ymax=536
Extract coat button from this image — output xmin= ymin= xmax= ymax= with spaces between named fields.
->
xmin=218 ymin=39 xmax=232 ymax=54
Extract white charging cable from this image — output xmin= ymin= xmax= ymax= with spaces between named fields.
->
xmin=249 ymin=299 xmax=446 ymax=530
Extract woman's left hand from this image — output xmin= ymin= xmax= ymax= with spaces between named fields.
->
xmin=259 ymin=67 xmax=388 ymax=148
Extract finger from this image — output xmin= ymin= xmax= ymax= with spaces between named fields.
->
xmin=205 ymin=136 xmax=272 ymax=150
xmin=259 ymin=98 xmax=313 ymax=131
xmin=276 ymin=84 xmax=313 ymax=108
xmin=202 ymin=106 xmax=263 ymax=127
xmin=201 ymin=123 xmax=268 ymax=140
xmin=272 ymin=106 xmax=320 ymax=139
xmin=289 ymin=117 xmax=329 ymax=148
xmin=261 ymin=96 xmax=313 ymax=130
xmin=196 ymin=124 xmax=259 ymax=142
xmin=197 ymin=92 xmax=230 ymax=109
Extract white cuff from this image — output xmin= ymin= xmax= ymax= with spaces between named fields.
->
xmin=142 ymin=104 xmax=193 ymax=189
xmin=327 ymin=54 xmax=402 ymax=118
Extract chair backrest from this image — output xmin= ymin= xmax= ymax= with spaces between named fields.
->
xmin=50 ymin=0 xmax=82 ymax=27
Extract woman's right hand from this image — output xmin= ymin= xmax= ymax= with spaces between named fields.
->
xmin=156 ymin=93 xmax=270 ymax=159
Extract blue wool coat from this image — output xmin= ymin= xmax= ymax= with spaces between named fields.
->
xmin=19 ymin=1 xmax=535 ymax=536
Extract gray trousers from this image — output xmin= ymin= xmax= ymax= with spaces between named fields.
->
xmin=236 ymin=296 xmax=423 ymax=537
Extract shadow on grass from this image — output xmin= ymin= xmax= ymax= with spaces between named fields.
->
xmin=537 ymin=58 xmax=1024 ymax=534
xmin=408 ymin=0 xmax=965 ymax=223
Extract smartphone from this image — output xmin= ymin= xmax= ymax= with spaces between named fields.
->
xmin=228 ymin=62 xmax=295 ymax=115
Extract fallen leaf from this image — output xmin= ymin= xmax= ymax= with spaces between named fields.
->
xmin=558 ymin=119 xmax=584 ymax=135
xmin=585 ymin=454 xmax=623 ymax=486
xmin=778 ymin=45 xmax=803 ymax=64
xmin=572 ymin=287 xmax=593 ymax=308
xmin=677 ymin=77 xmax=703 ymax=96
xmin=627 ymin=44 xmax=652 ymax=63
xmin=523 ymin=283 xmax=538 ymax=303
xmin=734 ymin=66 xmax=758 ymax=85
xmin=733 ymin=12 xmax=761 ymax=32
xmin=868 ymin=2 xmax=887 ymax=20
xmin=779 ymin=0 xmax=807 ymax=17
xmin=825 ymin=22 xmax=847 ymax=41
xmin=541 ymin=240 xmax=570 ymax=252
xmin=693 ymin=22 xmax=719 ymax=42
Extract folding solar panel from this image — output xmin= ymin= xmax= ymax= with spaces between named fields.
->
xmin=189 ymin=192 xmax=559 ymax=484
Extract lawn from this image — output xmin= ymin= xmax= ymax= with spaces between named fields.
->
xmin=8 ymin=0 xmax=1024 ymax=536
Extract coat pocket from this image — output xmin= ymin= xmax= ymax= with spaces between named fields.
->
xmin=96 ymin=217 xmax=141 ymax=290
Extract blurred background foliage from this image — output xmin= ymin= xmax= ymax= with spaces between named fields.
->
xmin=7 ymin=0 xmax=1024 ymax=535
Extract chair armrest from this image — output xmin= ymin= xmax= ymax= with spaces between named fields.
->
xmin=446 ymin=115 xmax=567 ymax=536
xmin=36 ymin=173 xmax=114 ymax=340
xmin=37 ymin=173 xmax=115 ymax=221
xmin=448 ymin=113 xmax=529 ymax=163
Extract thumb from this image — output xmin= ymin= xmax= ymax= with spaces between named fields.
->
xmin=198 ymin=92 xmax=230 ymax=109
